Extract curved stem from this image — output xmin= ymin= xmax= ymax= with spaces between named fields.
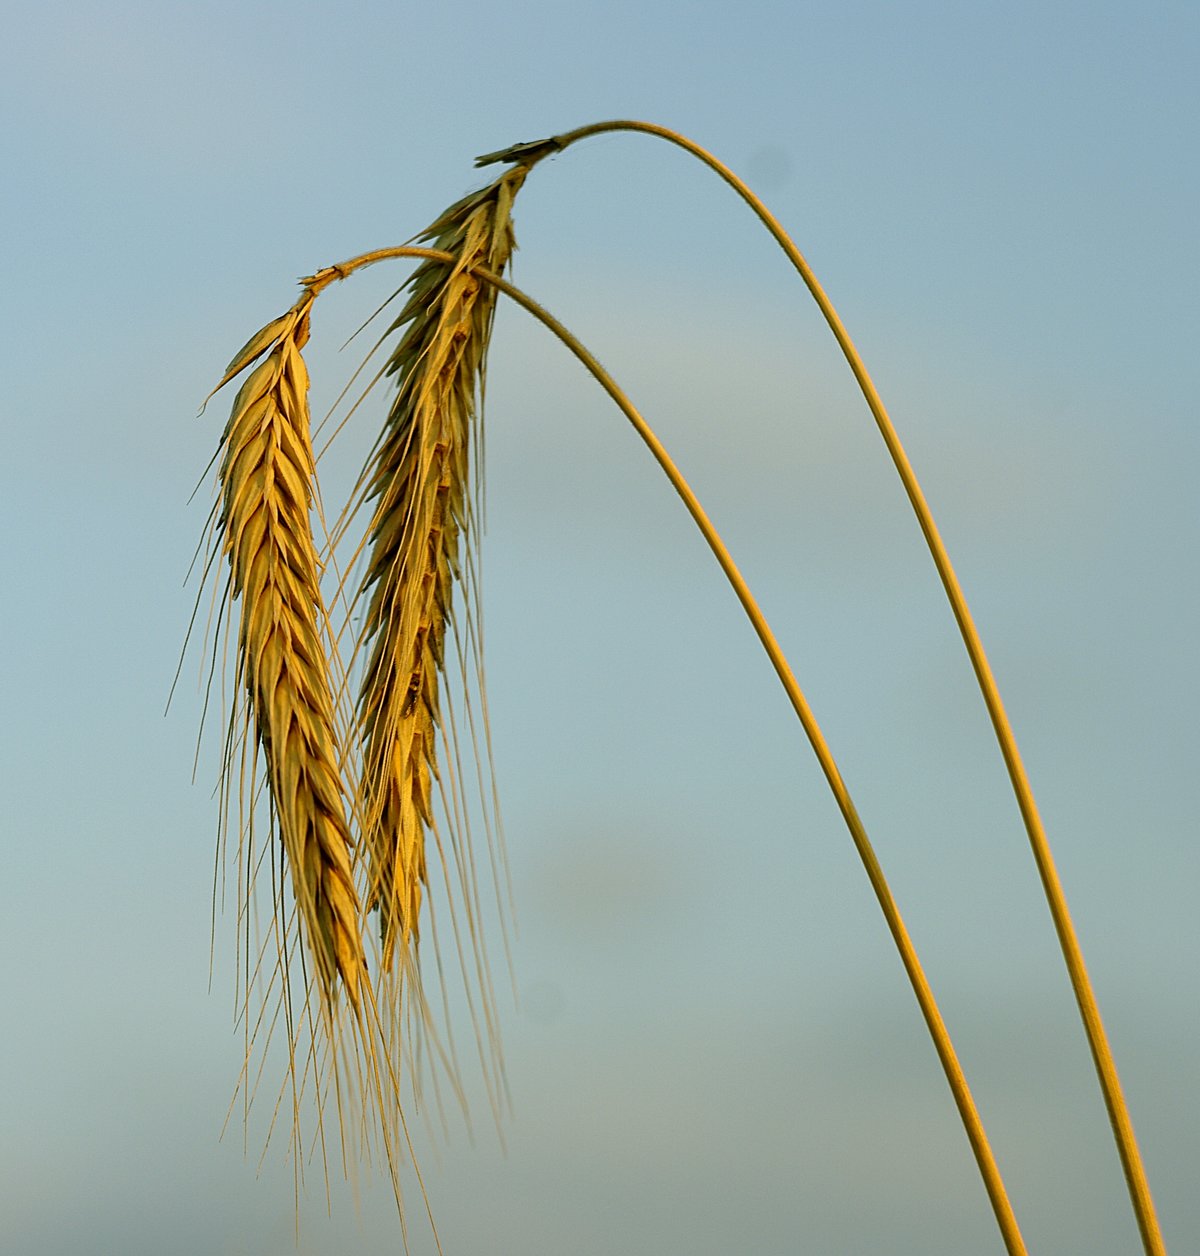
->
xmin=507 ymin=119 xmax=1165 ymax=1256
xmin=305 ymin=246 xmax=1028 ymax=1256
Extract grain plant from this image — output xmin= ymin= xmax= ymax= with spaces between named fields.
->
xmin=188 ymin=122 xmax=1167 ymax=1255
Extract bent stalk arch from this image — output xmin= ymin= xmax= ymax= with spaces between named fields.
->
xmin=475 ymin=121 xmax=1165 ymax=1256
xmin=301 ymin=246 xmax=1028 ymax=1256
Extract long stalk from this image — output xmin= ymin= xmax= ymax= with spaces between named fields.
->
xmin=304 ymin=247 xmax=1028 ymax=1256
xmin=486 ymin=120 xmax=1165 ymax=1256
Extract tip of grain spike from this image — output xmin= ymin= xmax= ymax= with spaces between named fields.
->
xmin=335 ymin=942 xmax=363 ymax=1013
xmin=474 ymin=136 xmax=562 ymax=168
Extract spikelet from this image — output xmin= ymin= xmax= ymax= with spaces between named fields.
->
xmin=356 ymin=167 xmax=526 ymax=968
xmin=213 ymin=296 xmax=364 ymax=1008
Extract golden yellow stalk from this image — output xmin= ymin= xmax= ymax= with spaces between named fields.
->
xmin=212 ymin=295 xmax=363 ymax=1009
xmin=479 ymin=119 xmax=1166 ymax=1255
xmin=287 ymin=243 xmax=1029 ymax=1256
xmin=354 ymin=167 xmax=526 ymax=969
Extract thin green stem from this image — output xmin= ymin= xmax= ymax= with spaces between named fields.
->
xmin=304 ymin=245 xmax=1028 ymax=1256
xmin=505 ymin=119 xmax=1165 ymax=1256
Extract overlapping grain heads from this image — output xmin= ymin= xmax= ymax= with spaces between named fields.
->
xmin=194 ymin=168 xmax=531 ymax=1211
xmin=354 ymin=167 xmax=527 ymax=972
xmin=210 ymin=297 xmax=364 ymax=1012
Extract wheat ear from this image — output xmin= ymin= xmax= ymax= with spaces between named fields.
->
xmin=354 ymin=168 xmax=526 ymax=969
xmin=212 ymin=296 xmax=363 ymax=1009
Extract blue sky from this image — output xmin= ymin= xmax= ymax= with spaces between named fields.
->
xmin=2 ymin=3 xmax=1197 ymax=1253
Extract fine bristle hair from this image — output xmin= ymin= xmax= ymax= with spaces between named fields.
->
xmin=354 ymin=167 xmax=526 ymax=972
xmin=211 ymin=297 xmax=364 ymax=1011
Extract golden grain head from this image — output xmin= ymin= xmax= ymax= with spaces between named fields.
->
xmin=215 ymin=296 xmax=364 ymax=1009
xmin=355 ymin=167 xmax=527 ymax=970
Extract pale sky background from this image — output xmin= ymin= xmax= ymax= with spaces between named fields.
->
xmin=2 ymin=2 xmax=1197 ymax=1254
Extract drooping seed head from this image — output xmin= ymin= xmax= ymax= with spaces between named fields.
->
xmin=214 ymin=298 xmax=364 ymax=1008
xmin=356 ymin=167 xmax=527 ymax=968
